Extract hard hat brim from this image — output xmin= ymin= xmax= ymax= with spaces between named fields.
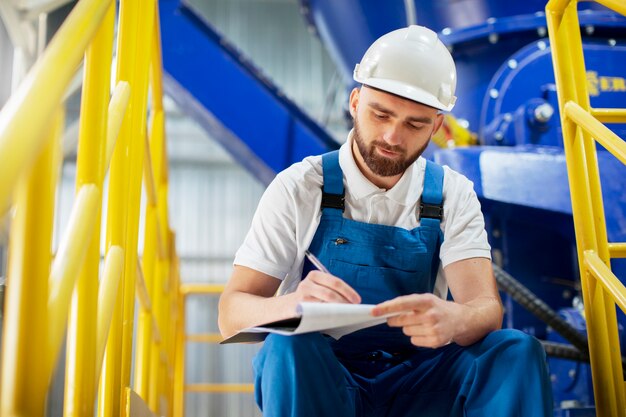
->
xmin=361 ymin=78 xmax=455 ymax=112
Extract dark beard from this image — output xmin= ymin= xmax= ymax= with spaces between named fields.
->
xmin=353 ymin=117 xmax=428 ymax=177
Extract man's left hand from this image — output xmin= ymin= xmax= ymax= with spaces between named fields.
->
xmin=371 ymin=293 xmax=462 ymax=348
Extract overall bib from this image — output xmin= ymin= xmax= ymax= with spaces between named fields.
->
xmin=253 ymin=151 xmax=553 ymax=417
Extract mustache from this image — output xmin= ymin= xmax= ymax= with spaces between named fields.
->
xmin=371 ymin=140 xmax=405 ymax=155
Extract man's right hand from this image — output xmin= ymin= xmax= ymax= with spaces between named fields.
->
xmin=294 ymin=271 xmax=361 ymax=304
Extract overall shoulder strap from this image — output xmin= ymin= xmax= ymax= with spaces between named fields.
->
xmin=420 ymin=160 xmax=444 ymax=224
xmin=321 ymin=151 xmax=344 ymax=213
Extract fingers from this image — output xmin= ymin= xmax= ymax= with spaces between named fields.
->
xmin=371 ymin=293 xmax=435 ymax=316
xmin=300 ymin=271 xmax=361 ymax=304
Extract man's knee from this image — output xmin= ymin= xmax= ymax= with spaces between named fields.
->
xmin=484 ymin=329 xmax=545 ymax=361
xmin=263 ymin=332 xmax=327 ymax=357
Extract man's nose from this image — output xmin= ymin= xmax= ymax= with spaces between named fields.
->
xmin=382 ymin=124 xmax=403 ymax=146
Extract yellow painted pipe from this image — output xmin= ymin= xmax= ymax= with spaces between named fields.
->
xmin=591 ymin=108 xmax=626 ymax=124
xmin=608 ymin=243 xmax=626 ymax=259
xmin=0 ymin=0 xmax=112 ymax=216
xmin=565 ymin=102 xmax=626 ymax=165
xmin=134 ymin=208 xmax=157 ymax=397
xmin=119 ymin=1 xmax=156 ymax=407
xmin=546 ymin=6 xmax=619 ymax=417
xmin=64 ymin=4 xmax=115 ymax=416
xmin=150 ymin=8 xmax=164 ymax=112
xmin=545 ymin=0 xmax=571 ymax=15
xmin=561 ymin=2 xmax=625 ymax=410
xmin=180 ymin=283 xmax=225 ymax=295
xmin=148 ymin=260 xmax=166 ymax=410
xmin=136 ymin=260 xmax=153 ymax=311
xmin=585 ymin=250 xmax=626 ymax=314
xmin=47 ymin=184 xmax=100 ymax=377
xmin=173 ymin=289 xmax=185 ymax=417
xmin=0 ymin=109 xmax=63 ymax=417
xmin=595 ymin=0 xmax=626 ymax=16
xmin=133 ymin=258 xmax=153 ymax=398
xmin=143 ymin=132 xmax=158 ymax=207
xmin=95 ymin=246 xmax=124 ymax=384
xmin=105 ymin=81 xmax=131 ymax=172
xmin=547 ymin=1 xmax=626 ymax=415
xmin=101 ymin=0 xmax=153 ymax=413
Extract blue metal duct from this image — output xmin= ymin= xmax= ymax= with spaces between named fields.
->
xmin=159 ymin=0 xmax=339 ymax=186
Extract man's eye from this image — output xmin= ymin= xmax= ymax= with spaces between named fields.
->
xmin=374 ymin=113 xmax=388 ymax=120
xmin=408 ymin=123 xmax=424 ymax=130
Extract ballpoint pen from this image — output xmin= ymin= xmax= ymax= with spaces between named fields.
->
xmin=304 ymin=250 xmax=331 ymax=274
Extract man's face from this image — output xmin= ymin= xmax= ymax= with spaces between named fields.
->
xmin=349 ymin=86 xmax=443 ymax=178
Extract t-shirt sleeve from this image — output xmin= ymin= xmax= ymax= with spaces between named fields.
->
xmin=233 ymin=174 xmax=298 ymax=280
xmin=440 ymin=170 xmax=492 ymax=267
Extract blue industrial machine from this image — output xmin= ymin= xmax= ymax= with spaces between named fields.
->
xmin=159 ymin=0 xmax=626 ymax=414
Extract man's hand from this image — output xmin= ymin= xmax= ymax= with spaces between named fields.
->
xmin=294 ymin=271 xmax=361 ymax=304
xmin=371 ymin=293 xmax=462 ymax=348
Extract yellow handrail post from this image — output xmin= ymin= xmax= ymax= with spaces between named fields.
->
xmin=173 ymin=270 xmax=185 ymax=417
xmin=134 ymin=110 xmax=165 ymax=399
xmin=99 ymin=0 xmax=155 ymax=414
xmin=0 ymin=0 xmax=112 ymax=216
xmin=0 ymin=109 xmax=63 ymax=417
xmin=119 ymin=0 xmax=156 ymax=411
xmin=47 ymin=184 xmax=101 ymax=382
xmin=148 ymin=258 xmax=166 ymax=410
xmin=95 ymin=246 xmax=125 ymax=384
xmin=546 ymin=0 xmax=626 ymax=415
xmin=64 ymin=3 xmax=115 ymax=416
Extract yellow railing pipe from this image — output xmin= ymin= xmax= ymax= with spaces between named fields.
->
xmin=585 ymin=251 xmax=626 ymax=314
xmin=134 ymin=259 xmax=154 ymax=399
xmin=0 ymin=0 xmax=112 ymax=215
xmin=0 ymin=110 xmax=63 ymax=417
xmin=564 ymin=102 xmax=626 ymax=165
xmin=148 ymin=259 xmax=166 ymax=410
xmin=100 ymin=0 xmax=154 ymax=413
xmin=118 ymin=1 xmax=156 ymax=409
xmin=547 ymin=0 xmax=626 ymax=415
xmin=47 ymin=184 xmax=100 ymax=379
xmin=180 ymin=283 xmax=226 ymax=295
xmin=173 ymin=271 xmax=185 ymax=417
xmin=136 ymin=260 xmax=153 ymax=311
xmin=594 ymin=0 xmax=626 ymax=15
xmin=150 ymin=7 xmax=164 ymax=112
xmin=105 ymin=81 xmax=131 ymax=171
xmin=591 ymin=108 xmax=626 ymax=124
xmin=64 ymin=4 xmax=115 ymax=415
xmin=608 ymin=243 xmax=626 ymax=259
xmin=134 ymin=121 xmax=161 ymax=398
xmin=96 ymin=246 xmax=125 ymax=384
xmin=559 ymin=3 xmax=625 ymax=413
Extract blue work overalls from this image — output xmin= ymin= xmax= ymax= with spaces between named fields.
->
xmin=253 ymin=151 xmax=552 ymax=417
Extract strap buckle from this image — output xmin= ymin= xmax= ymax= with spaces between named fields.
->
xmin=322 ymin=192 xmax=345 ymax=211
xmin=419 ymin=201 xmax=443 ymax=220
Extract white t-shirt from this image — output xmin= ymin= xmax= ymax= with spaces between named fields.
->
xmin=234 ymin=132 xmax=491 ymax=298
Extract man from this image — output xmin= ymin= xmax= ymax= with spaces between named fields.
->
xmin=219 ymin=25 xmax=552 ymax=416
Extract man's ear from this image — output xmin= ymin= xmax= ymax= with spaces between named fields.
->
xmin=348 ymin=88 xmax=360 ymax=118
xmin=432 ymin=113 xmax=445 ymax=135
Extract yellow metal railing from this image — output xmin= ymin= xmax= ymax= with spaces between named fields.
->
xmin=546 ymin=0 xmax=626 ymax=415
xmin=174 ymin=284 xmax=255 ymax=417
xmin=0 ymin=0 xmax=182 ymax=416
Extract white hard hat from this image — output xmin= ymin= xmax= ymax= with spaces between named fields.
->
xmin=353 ymin=25 xmax=457 ymax=111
